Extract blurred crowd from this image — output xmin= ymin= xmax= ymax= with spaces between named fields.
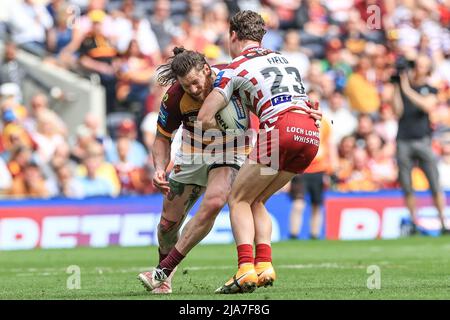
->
xmin=0 ymin=0 xmax=449 ymax=199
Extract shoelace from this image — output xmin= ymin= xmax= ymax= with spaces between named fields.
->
xmin=153 ymin=268 xmax=168 ymax=281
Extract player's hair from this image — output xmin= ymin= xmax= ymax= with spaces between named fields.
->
xmin=157 ymin=47 xmax=208 ymax=86
xmin=229 ymin=10 xmax=266 ymax=43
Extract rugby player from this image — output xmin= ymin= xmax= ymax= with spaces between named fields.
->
xmin=197 ymin=10 xmax=322 ymax=294
xmin=137 ymin=47 xmax=247 ymax=293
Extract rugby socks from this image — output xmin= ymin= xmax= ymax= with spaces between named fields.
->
xmin=255 ymin=244 xmax=272 ymax=264
xmin=158 ymin=248 xmax=168 ymax=263
xmin=237 ymin=244 xmax=254 ymax=266
xmin=158 ymin=247 xmax=185 ymax=277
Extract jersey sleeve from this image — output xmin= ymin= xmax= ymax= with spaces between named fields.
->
xmin=156 ymin=84 xmax=184 ymax=139
xmin=213 ymin=67 xmax=237 ymax=103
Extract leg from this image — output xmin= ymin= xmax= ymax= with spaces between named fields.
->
xmin=397 ymin=140 xmax=417 ymax=225
xmin=158 ymin=179 xmax=204 ymax=257
xmin=215 ymin=161 xmax=281 ymax=294
xmin=252 ymin=170 xmax=296 ymax=245
xmin=307 ymin=172 xmax=325 ymax=239
xmin=287 ymin=175 xmax=306 ymax=239
xmin=310 ymin=204 xmax=322 ymax=239
xmin=228 ymin=161 xmax=280 ymax=247
xmin=251 ymin=170 xmax=295 ymax=288
xmin=156 ymin=166 xmax=238 ymax=281
xmin=139 ymin=178 xmax=204 ymax=293
xmin=289 ymin=199 xmax=305 ymax=238
xmin=174 ymin=166 xmax=238 ymax=255
xmin=416 ymin=139 xmax=447 ymax=230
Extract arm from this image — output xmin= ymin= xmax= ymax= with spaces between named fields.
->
xmin=79 ymin=55 xmax=115 ymax=75
xmin=152 ymin=133 xmax=171 ymax=172
xmin=151 ymin=132 xmax=171 ymax=195
xmin=400 ymin=73 xmax=437 ymax=114
xmin=392 ymin=83 xmax=404 ymax=118
xmin=197 ymin=89 xmax=228 ymax=130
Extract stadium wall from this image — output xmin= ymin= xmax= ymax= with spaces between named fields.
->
xmin=0 ymin=191 xmax=449 ymax=250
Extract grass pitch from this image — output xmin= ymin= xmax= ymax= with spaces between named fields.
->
xmin=1 ymin=237 xmax=449 ymax=300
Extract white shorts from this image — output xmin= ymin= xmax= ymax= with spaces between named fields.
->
xmin=169 ymin=149 xmax=246 ymax=187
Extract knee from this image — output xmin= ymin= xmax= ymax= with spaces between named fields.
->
xmin=251 ymin=199 xmax=265 ymax=212
xmin=201 ymin=194 xmax=227 ymax=219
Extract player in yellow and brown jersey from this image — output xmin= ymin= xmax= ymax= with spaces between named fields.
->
xmin=138 ymin=48 xmax=250 ymax=294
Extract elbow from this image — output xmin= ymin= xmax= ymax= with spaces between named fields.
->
xmin=197 ymin=112 xmax=212 ymax=128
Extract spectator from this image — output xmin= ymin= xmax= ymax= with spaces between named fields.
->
xmin=322 ymin=38 xmax=352 ymax=92
xmin=393 ymin=54 xmax=449 ymax=234
xmin=335 ymin=135 xmax=356 ymax=187
xmin=337 ymin=148 xmax=378 ymax=192
xmin=0 ymin=92 xmax=28 ymax=121
xmin=113 ymin=1 xmax=161 ymax=62
xmin=114 ymin=135 xmax=154 ymax=195
xmin=76 ymin=142 xmax=115 ymax=198
xmin=6 ymin=146 xmax=34 ymax=179
xmin=281 ymin=29 xmax=311 ymax=76
xmin=202 ymin=1 xmax=230 ymax=44
xmin=46 ymin=0 xmax=65 ymax=25
xmin=46 ymin=2 xmax=74 ymax=56
xmin=71 ymin=124 xmax=97 ymax=163
xmin=0 ymin=42 xmax=26 ymax=94
xmin=260 ymin=6 xmax=283 ymax=51
xmin=297 ymin=0 xmax=330 ymax=38
xmin=9 ymin=161 xmax=49 ymax=199
xmin=375 ymin=103 xmax=398 ymax=142
xmin=288 ymin=104 xmax=335 ymax=240
xmin=1 ymin=110 xmax=34 ymax=158
xmin=23 ymin=93 xmax=67 ymax=137
xmin=78 ymin=9 xmax=119 ymax=113
xmin=7 ymin=0 xmax=53 ymax=56
xmin=345 ymin=56 xmax=381 ymax=113
xmin=365 ymin=132 xmax=398 ymax=189
xmin=105 ymin=118 xmax=148 ymax=167
xmin=353 ymin=113 xmax=375 ymax=149
xmin=374 ymin=103 xmax=398 ymax=157
xmin=323 ymin=91 xmax=357 ymax=145
xmin=31 ymin=110 xmax=66 ymax=164
xmin=116 ymin=40 xmax=155 ymax=117
xmin=150 ymin=0 xmax=177 ymax=55
xmin=264 ymin=0 xmax=301 ymax=30
xmin=53 ymin=162 xmax=84 ymax=198
xmin=0 ymin=156 xmax=12 ymax=193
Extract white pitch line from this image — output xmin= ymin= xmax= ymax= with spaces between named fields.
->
xmin=10 ymin=263 xmax=377 ymax=277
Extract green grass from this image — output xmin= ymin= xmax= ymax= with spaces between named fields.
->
xmin=1 ymin=237 xmax=449 ymax=300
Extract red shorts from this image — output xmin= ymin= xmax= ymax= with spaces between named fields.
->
xmin=249 ymin=111 xmax=320 ymax=174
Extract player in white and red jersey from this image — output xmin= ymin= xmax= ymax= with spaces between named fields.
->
xmin=198 ymin=10 xmax=322 ymax=294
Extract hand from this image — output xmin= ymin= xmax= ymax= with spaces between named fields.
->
xmin=152 ymin=169 xmax=170 ymax=196
xmin=305 ymin=100 xmax=322 ymax=128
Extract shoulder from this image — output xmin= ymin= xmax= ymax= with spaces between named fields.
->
xmin=163 ymin=82 xmax=185 ymax=108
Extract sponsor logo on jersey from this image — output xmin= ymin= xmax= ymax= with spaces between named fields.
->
xmin=158 ymin=106 xmax=169 ymax=126
xmin=231 ymin=97 xmax=246 ymax=120
xmin=271 ymin=94 xmax=292 ymax=106
xmin=163 ymin=93 xmax=169 ymax=102
xmin=214 ymin=71 xmax=225 ymax=88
